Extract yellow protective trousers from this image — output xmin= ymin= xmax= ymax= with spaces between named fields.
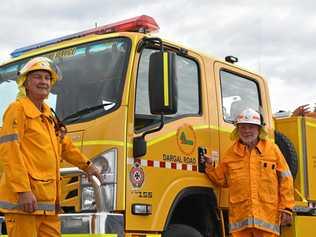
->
xmin=5 ymin=213 xmax=60 ymax=237
xmin=231 ymin=228 xmax=278 ymax=237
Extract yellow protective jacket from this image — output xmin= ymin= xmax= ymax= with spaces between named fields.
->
xmin=205 ymin=139 xmax=294 ymax=235
xmin=0 ymin=97 xmax=90 ymax=215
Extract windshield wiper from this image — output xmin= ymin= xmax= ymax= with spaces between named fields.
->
xmin=62 ymin=102 xmax=114 ymax=123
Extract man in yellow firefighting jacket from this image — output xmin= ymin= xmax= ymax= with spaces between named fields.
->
xmin=204 ymin=108 xmax=294 ymax=237
xmin=0 ymin=57 xmax=103 ymax=236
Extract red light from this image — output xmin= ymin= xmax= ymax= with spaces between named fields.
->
xmin=11 ymin=15 xmax=159 ymax=57
xmin=82 ymin=15 xmax=159 ymax=36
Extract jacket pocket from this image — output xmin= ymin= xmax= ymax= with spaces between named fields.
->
xmin=228 ymin=162 xmax=249 ymax=203
xmin=29 ymin=174 xmax=56 ymax=202
xmin=258 ymin=160 xmax=278 ymax=204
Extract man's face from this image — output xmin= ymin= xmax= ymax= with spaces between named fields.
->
xmin=238 ymin=123 xmax=260 ymax=146
xmin=25 ymin=70 xmax=52 ymax=100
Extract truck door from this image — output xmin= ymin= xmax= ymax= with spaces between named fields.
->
xmin=213 ymin=61 xmax=270 ymax=209
xmin=126 ymin=46 xmax=212 ymax=233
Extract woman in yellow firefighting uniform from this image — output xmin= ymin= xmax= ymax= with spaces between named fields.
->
xmin=204 ymin=108 xmax=294 ymax=237
xmin=0 ymin=57 xmax=102 ymax=236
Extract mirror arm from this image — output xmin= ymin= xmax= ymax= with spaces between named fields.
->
xmin=142 ymin=113 xmax=164 ymax=139
xmin=133 ymin=114 xmax=165 ymax=158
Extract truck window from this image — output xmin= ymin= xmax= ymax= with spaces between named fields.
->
xmin=0 ymin=38 xmax=130 ymax=125
xmin=135 ymin=48 xmax=200 ymax=131
xmin=220 ymin=70 xmax=261 ymax=123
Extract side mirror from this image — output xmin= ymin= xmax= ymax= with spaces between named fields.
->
xmin=133 ymin=136 xmax=147 ymax=158
xmin=148 ymin=51 xmax=177 ymax=115
xmin=133 ymin=51 xmax=177 ymax=158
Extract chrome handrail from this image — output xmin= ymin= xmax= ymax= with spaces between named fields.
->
xmin=60 ymin=167 xmax=106 ymax=212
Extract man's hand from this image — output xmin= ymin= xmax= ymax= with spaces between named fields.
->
xmin=203 ymin=153 xmax=218 ymax=166
xmin=86 ymin=164 xmax=104 ymax=184
xmin=292 ymin=104 xmax=310 ymax=116
xmin=203 ymin=154 xmax=213 ymax=164
xmin=18 ymin=191 xmax=37 ymax=213
xmin=280 ymin=212 xmax=292 ymax=226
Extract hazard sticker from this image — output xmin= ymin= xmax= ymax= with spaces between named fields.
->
xmin=129 ymin=163 xmax=145 ymax=188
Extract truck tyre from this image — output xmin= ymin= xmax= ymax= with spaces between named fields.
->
xmin=274 ymin=130 xmax=298 ymax=179
xmin=163 ymin=224 xmax=203 ymax=237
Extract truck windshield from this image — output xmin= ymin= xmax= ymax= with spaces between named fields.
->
xmin=0 ymin=37 xmax=130 ymax=126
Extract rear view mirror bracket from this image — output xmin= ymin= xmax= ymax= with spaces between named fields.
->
xmin=133 ymin=114 xmax=164 ymax=158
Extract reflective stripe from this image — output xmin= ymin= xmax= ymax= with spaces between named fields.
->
xmin=163 ymin=52 xmax=169 ymax=106
xmin=229 ymin=217 xmax=280 ymax=234
xmin=73 ymin=140 xmax=125 ymax=147
xmin=307 ymin=121 xmax=316 ymax=128
xmin=0 ymin=201 xmax=55 ymax=211
xmin=278 ymin=170 xmax=292 ymax=178
xmin=0 ymin=133 xmax=18 ymax=144
xmin=72 ymin=125 xmax=232 ymax=149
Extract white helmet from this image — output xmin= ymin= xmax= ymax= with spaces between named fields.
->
xmin=235 ymin=108 xmax=261 ymax=126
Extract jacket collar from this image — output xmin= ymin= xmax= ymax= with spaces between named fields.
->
xmin=255 ymin=139 xmax=265 ymax=154
xmin=233 ymin=139 xmax=265 ymax=157
xmin=18 ymin=96 xmax=51 ymax=118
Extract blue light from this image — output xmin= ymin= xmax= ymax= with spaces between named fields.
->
xmin=10 ymin=32 xmax=83 ymax=58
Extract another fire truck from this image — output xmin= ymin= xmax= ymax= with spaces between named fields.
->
xmin=0 ymin=15 xmax=315 ymax=236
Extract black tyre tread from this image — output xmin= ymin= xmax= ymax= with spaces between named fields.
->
xmin=163 ymin=224 xmax=203 ymax=237
xmin=274 ymin=130 xmax=298 ymax=179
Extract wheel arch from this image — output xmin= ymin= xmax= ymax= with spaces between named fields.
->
xmin=163 ymin=187 xmax=222 ymax=237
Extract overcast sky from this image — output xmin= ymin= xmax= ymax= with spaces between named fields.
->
xmin=1 ymin=0 xmax=315 ymax=112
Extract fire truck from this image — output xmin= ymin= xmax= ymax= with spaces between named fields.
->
xmin=0 ymin=15 xmax=315 ymax=236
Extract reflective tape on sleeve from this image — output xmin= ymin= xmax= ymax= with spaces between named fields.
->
xmin=0 ymin=133 xmax=18 ymax=144
xmin=278 ymin=170 xmax=292 ymax=178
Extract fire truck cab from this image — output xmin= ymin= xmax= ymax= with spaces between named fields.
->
xmin=0 ymin=15 xmax=315 ymax=236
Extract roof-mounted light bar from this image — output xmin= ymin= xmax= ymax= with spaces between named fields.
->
xmin=11 ymin=15 xmax=159 ymax=58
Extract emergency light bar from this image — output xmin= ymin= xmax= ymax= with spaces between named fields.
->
xmin=10 ymin=15 xmax=159 ymax=58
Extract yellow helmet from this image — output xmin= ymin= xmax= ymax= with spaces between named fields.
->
xmin=16 ymin=57 xmax=61 ymax=98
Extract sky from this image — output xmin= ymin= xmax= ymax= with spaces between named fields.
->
xmin=1 ymin=0 xmax=316 ymax=113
